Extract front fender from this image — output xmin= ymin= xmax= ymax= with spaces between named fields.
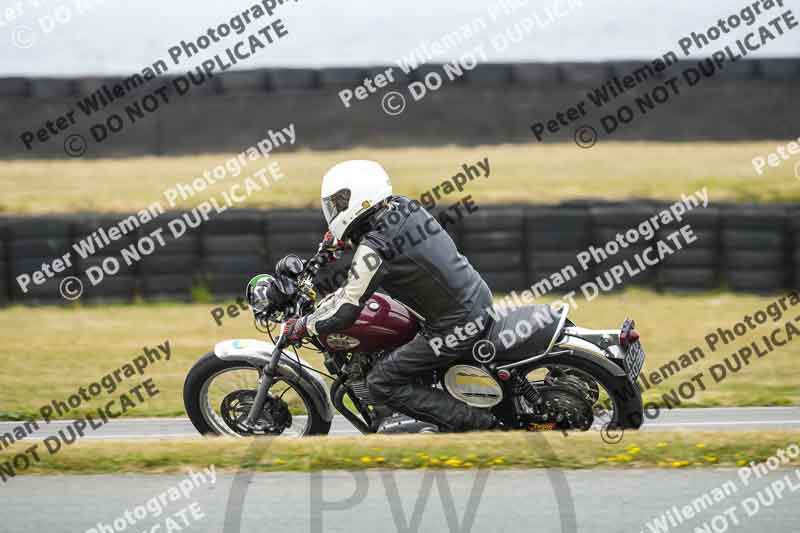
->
xmin=214 ymin=339 xmax=334 ymax=422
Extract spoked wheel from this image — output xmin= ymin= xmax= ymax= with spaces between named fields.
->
xmin=184 ymin=352 xmax=330 ymax=437
xmin=521 ymin=361 xmax=623 ymax=432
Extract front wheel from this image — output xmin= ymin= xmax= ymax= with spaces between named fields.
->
xmin=183 ymin=352 xmax=331 ymax=437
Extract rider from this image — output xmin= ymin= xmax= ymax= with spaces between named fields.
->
xmin=281 ymin=160 xmax=498 ymax=432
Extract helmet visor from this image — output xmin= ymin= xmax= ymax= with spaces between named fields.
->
xmin=321 ymin=188 xmax=351 ymax=224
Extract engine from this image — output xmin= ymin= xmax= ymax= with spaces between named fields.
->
xmin=343 ymin=353 xmax=377 ymax=407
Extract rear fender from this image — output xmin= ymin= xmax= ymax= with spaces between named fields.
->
xmin=556 ymin=334 xmax=626 ymax=372
xmin=556 ymin=336 xmax=628 ymax=378
xmin=562 ymin=326 xmax=626 ymax=358
xmin=214 ymin=339 xmax=334 ymax=422
xmin=552 ymin=336 xmax=643 ymax=429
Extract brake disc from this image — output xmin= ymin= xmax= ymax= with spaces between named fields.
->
xmin=220 ymin=389 xmax=292 ymax=435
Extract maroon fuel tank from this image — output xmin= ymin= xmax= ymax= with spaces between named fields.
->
xmin=318 ymin=293 xmax=419 ymax=353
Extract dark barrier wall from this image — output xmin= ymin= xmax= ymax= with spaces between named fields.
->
xmin=1 ymin=202 xmax=798 ymax=306
xmin=1 ymin=58 xmax=799 ymax=158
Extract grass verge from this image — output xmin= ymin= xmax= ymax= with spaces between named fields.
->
xmin=1 ymin=141 xmax=798 ymax=214
xmin=1 ymin=431 xmax=798 ymax=476
xmin=1 ymin=288 xmax=798 ymax=421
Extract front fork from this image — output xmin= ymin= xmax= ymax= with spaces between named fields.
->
xmin=245 ymin=333 xmax=287 ymax=427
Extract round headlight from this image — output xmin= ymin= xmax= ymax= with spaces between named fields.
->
xmin=246 ymin=274 xmax=279 ymax=317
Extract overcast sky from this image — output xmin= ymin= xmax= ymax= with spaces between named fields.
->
xmin=3 ymin=0 xmax=799 ymax=76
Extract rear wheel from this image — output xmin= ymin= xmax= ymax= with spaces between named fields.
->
xmin=518 ymin=354 xmax=642 ymax=431
xmin=184 ymin=352 xmax=331 ymax=437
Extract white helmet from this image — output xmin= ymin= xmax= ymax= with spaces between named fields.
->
xmin=321 ymin=160 xmax=393 ymax=240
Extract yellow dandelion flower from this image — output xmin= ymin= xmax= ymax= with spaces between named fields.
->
xmin=737 ymin=459 xmax=748 ymax=467
xmin=464 ymin=462 xmax=474 ymax=468
xmin=375 ymin=457 xmax=385 ymax=463
xmin=273 ymin=458 xmax=286 ymax=465
xmin=628 ymin=447 xmax=641 ymax=454
xmin=672 ymin=460 xmax=690 ymax=468
xmin=360 ymin=456 xmax=372 ymax=463
xmin=704 ymin=456 xmax=718 ymax=463
xmin=445 ymin=459 xmax=463 ymax=467
xmin=429 ymin=458 xmax=441 ymax=465
xmin=695 ymin=443 xmax=706 ymax=449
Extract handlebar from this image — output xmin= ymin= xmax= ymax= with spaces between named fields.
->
xmin=255 ymin=235 xmax=348 ymax=326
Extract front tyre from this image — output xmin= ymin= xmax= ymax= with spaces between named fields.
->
xmin=184 ymin=352 xmax=331 ymax=437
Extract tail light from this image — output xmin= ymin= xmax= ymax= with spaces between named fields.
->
xmin=619 ymin=318 xmax=640 ymax=347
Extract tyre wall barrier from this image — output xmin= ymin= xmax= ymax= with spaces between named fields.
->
xmin=1 ymin=58 xmax=798 ymax=158
xmin=0 ymin=202 xmax=798 ymax=306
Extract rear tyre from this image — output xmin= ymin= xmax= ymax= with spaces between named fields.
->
xmin=519 ymin=353 xmax=643 ymax=430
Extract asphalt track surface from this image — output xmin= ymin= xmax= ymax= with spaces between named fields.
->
xmin=2 ymin=407 xmax=799 ymax=440
xmin=2 ymin=408 xmax=799 ymax=532
xmin=5 ymin=468 xmax=800 ymax=532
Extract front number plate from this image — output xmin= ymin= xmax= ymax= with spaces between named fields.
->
xmin=624 ymin=340 xmax=645 ymax=382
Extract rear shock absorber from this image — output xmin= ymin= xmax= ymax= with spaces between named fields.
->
xmin=512 ymin=373 xmax=542 ymax=409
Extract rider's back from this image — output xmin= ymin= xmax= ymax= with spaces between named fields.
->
xmin=359 ymin=196 xmax=492 ymax=333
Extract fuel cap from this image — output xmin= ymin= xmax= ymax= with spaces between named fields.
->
xmin=367 ymin=301 xmax=380 ymax=311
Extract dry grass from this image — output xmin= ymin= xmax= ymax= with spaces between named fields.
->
xmin=1 ymin=431 xmax=798 ymax=475
xmin=0 ymin=289 xmax=797 ymax=421
xmin=1 ymin=141 xmax=797 ymax=214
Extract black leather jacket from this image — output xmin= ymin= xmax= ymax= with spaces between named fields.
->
xmin=306 ymin=196 xmax=492 ymax=337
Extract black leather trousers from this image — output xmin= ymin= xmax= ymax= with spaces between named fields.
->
xmin=366 ymin=323 xmax=495 ymax=432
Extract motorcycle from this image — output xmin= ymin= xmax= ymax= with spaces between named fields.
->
xmin=183 ymin=238 xmax=646 ymax=437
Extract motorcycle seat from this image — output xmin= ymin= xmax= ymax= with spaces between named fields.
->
xmin=480 ymin=304 xmax=564 ymax=363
